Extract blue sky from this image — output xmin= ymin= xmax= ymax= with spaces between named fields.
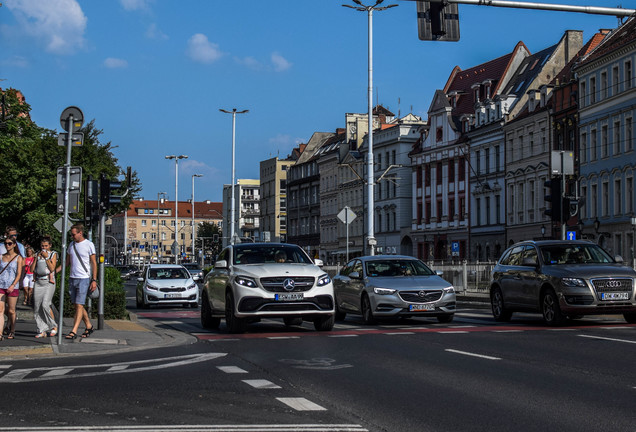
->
xmin=2 ymin=0 xmax=634 ymax=203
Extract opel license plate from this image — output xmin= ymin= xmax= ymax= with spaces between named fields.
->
xmin=600 ymin=292 xmax=629 ymax=301
xmin=409 ymin=304 xmax=434 ymax=311
xmin=275 ymin=293 xmax=304 ymax=301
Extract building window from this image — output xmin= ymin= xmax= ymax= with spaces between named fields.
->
xmin=436 ymin=199 xmax=442 ymax=221
xmin=459 ymin=158 xmax=466 ymax=181
xmin=612 ymin=65 xmax=619 ymax=95
xmin=580 ymin=81 xmax=587 ymax=107
xmin=590 ymin=77 xmax=596 ymax=104
xmin=476 ymin=198 xmax=481 ymax=226
xmin=475 ymin=150 xmax=481 ymax=175
xmin=425 ymin=164 xmax=431 ymax=187
xmin=626 ymin=60 xmax=633 ymax=90
xmin=485 ymin=196 xmax=491 ymax=225
xmin=613 ymin=120 xmax=621 ymax=156
xmin=591 ymin=129 xmax=597 ymax=161
xmin=448 ymin=159 xmax=454 ymax=182
xmin=141 ymin=220 xmax=147 ymax=227
xmin=591 ymin=184 xmax=598 ymax=218
xmin=449 ymin=198 xmax=455 ymax=222
xmin=601 ymin=71 xmax=607 ymax=99
xmin=627 ymin=177 xmax=634 ymax=214
xmin=496 ymin=195 xmax=501 ymax=224
xmin=602 ymin=125 xmax=609 ymax=158
xmin=485 ymin=148 xmax=490 ymax=174
xmin=495 ymin=145 xmax=501 ymax=172
xmin=581 ymin=186 xmax=587 ymax=219
xmin=580 ymin=132 xmax=587 ymax=163
xmin=436 ymin=162 xmax=442 ymax=184
xmin=436 ymin=127 xmax=443 ymax=142
xmin=614 ymin=179 xmax=622 ymax=216
xmin=626 ymin=118 xmax=633 ymax=152
xmin=602 ymin=181 xmax=609 ymax=216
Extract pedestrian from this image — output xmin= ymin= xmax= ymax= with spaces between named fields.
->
xmin=65 ymin=224 xmax=97 ymax=340
xmin=22 ymin=247 xmax=35 ymax=306
xmin=0 ymin=236 xmax=24 ymax=340
xmin=31 ymin=236 xmax=58 ymax=338
xmin=0 ymin=226 xmax=26 ymax=257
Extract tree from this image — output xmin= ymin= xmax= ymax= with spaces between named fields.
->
xmin=196 ymin=222 xmax=222 ymax=263
xmin=0 ymin=88 xmax=140 ymax=249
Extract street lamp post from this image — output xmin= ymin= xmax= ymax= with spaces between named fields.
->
xmin=343 ymin=0 xmax=397 ymax=256
xmin=157 ymin=191 xmax=167 ymax=263
xmin=220 ymin=108 xmax=248 ymax=246
xmin=192 ymin=174 xmax=203 ymax=263
xmin=165 ymin=155 xmax=188 ymax=264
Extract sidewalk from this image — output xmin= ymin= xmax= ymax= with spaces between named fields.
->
xmin=0 ymin=303 xmax=196 ymax=360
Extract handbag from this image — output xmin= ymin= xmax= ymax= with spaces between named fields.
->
xmin=71 ymin=243 xmax=100 ymax=300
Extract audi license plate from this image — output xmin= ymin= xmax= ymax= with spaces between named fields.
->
xmin=409 ymin=304 xmax=434 ymax=311
xmin=165 ymin=293 xmax=180 ymax=299
xmin=275 ymin=293 xmax=304 ymax=301
xmin=600 ymin=292 xmax=630 ymax=301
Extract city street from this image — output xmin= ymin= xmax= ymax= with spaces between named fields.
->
xmin=0 ymin=281 xmax=634 ymax=431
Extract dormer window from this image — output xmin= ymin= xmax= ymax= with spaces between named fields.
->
xmin=436 ymin=127 xmax=443 ymax=142
xmin=472 ymin=84 xmax=481 ymax=103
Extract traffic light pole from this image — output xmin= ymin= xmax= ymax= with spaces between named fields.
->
xmin=561 ymin=151 xmax=566 ymax=241
xmin=98 ymin=212 xmax=106 ymax=330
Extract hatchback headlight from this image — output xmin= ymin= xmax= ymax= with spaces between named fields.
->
xmin=374 ymin=287 xmax=397 ymax=295
xmin=562 ymin=278 xmax=586 ymax=287
xmin=235 ymin=276 xmax=257 ymax=288
xmin=188 ymin=283 xmax=197 ymax=290
xmin=145 ymin=284 xmax=158 ymax=291
xmin=317 ymin=274 xmax=331 ymax=286
xmin=443 ymin=286 xmax=455 ymax=293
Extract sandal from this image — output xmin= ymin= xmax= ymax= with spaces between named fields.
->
xmin=65 ymin=332 xmax=77 ymax=340
xmin=35 ymin=332 xmax=47 ymax=338
xmin=49 ymin=328 xmax=58 ymax=337
xmin=7 ymin=332 xmax=14 ymax=339
xmin=81 ymin=327 xmax=94 ymax=338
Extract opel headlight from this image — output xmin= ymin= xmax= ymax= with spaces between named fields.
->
xmin=374 ymin=287 xmax=397 ymax=295
xmin=236 ymin=276 xmax=257 ymax=288
xmin=443 ymin=286 xmax=455 ymax=294
xmin=317 ymin=274 xmax=331 ymax=287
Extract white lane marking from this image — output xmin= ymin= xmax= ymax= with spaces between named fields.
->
xmin=267 ymin=336 xmax=300 ymax=340
xmin=438 ymin=331 xmax=470 ymax=334
xmin=445 ymin=349 xmax=501 ymax=361
xmin=242 ymin=379 xmax=281 ymax=389
xmin=107 ymin=365 xmax=129 ymax=372
xmin=397 ymin=326 xmax=429 ymax=330
xmin=547 ymin=328 xmax=577 ymax=331
xmin=0 ymin=365 xmax=11 ymax=369
xmin=579 ymin=334 xmax=636 ymax=344
xmin=493 ymin=330 xmax=523 ymax=333
xmin=384 ymin=332 xmax=415 ymax=335
xmin=328 ymin=334 xmax=358 ymax=338
xmin=599 ymin=326 xmax=631 ymax=330
xmin=448 ymin=325 xmax=476 ymax=328
xmin=0 ymin=353 xmax=227 ymax=383
xmin=217 ymin=366 xmax=248 ymax=374
xmin=40 ymin=368 xmax=73 ymax=378
xmin=277 ymin=397 xmax=327 ymax=411
xmin=0 ymin=425 xmax=368 ymax=431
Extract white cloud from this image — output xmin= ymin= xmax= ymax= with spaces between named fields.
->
xmin=5 ymin=0 xmax=87 ymax=55
xmin=104 ymin=57 xmax=128 ymax=69
xmin=180 ymin=159 xmax=220 ymax=178
xmin=235 ymin=56 xmax=263 ymax=70
xmin=120 ymin=0 xmax=151 ymax=11
xmin=186 ymin=33 xmax=223 ymax=64
xmin=271 ymin=52 xmax=292 ymax=72
xmin=3 ymin=55 xmax=29 ymax=68
xmin=146 ymin=23 xmax=168 ymax=40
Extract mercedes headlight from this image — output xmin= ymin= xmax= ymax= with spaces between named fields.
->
xmin=317 ymin=274 xmax=331 ymax=286
xmin=235 ymin=276 xmax=257 ymax=288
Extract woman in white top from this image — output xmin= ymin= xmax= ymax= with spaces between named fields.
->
xmin=0 ymin=237 xmax=24 ymax=340
xmin=30 ymin=236 xmax=58 ymax=338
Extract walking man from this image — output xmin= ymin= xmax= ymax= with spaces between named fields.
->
xmin=65 ymin=224 xmax=97 ymax=339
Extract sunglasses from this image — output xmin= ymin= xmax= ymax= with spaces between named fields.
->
xmin=4 ymin=241 xmax=14 ymax=246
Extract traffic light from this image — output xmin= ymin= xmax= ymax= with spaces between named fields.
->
xmin=417 ymin=1 xmax=460 ymax=42
xmin=99 ymin=174 xmax=123 ymax=210
xmin=84 ymin=176 xmax=99 ymax=228
xmin=544 ymin=176 xmax=562 ymax=223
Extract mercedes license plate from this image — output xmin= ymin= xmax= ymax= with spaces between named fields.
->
xmin=409 ymin=303 xmax=434 ymax=311
xmin=275 ymin=293 xmax=304 ymax=301
xmin=600 ymin=292 xmax=630 ymax=301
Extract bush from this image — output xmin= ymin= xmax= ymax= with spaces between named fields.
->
xmin=52 ymin=265 xmax=128 ymax=320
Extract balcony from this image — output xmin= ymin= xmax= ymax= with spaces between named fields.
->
xmin=241 ymin=195 xmax=260 ymax=201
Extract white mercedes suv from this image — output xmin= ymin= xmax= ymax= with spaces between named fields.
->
xmin=200 ymin=243 xmax=335 ymax=333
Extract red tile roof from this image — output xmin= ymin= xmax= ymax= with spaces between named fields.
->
xmin=578 ymin=18 xmax=636 ymax=66
xmin=113 ymin=200 xmax=223 ymax=219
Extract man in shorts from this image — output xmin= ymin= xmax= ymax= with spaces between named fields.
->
xmin=65 ymin=224 xmax=97 ymax=339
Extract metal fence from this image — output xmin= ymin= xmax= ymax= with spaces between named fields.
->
xmin=324 ymin=261 xmax=496 ymax=294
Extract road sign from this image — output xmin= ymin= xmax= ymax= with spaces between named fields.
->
xmin=567 ymin=231 xmax=576 ymax=241
xmin=56 ymin=166 xmax=82 ymax=192
xmin=171 ymin=241 xmax=179 ymax=255
xmin=337 ymin=207 xmax=357 ymax=225
xmin=57 ymin=193 xmax=79 ymax=214
xmin=452 ymin=241 xmax=460 ymax=257
xmin=58 ymin=132 xmax=84 ymax=147
xmin=60 ymin=106 xmax=84 ymax=132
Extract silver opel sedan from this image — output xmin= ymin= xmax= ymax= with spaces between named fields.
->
xmin=332 ymin=255 xmax=456 ymax=324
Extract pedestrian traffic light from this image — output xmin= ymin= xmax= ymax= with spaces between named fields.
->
xmin=544 ymin=177 xmax=562 ymax=223
xmin=417 ymin=1 xmax=460 ymax=42
xmin=84 ymin=176 xmax=99 ymax=228
xmin=99 ymin=174 xmax=123 ymax=210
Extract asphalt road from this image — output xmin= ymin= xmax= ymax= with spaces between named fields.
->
xmin=1 ymin=281 xmax=635 ymax=432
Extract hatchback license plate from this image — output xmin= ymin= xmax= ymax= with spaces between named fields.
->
xmin=409 ymin=303 xmax=434 ymax=311
xmin=600 ymin=292 xmax=629 ymax=301
xmin=275 ymin=293 xmax=304 ymax=301
xmin=165 ymin=293 xmax=180 ymax=299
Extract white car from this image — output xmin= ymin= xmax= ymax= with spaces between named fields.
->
xmin=136 ymin=264 xmax=199 ymax=308
xmin=200 ymin=243 xmax=335 ymax=333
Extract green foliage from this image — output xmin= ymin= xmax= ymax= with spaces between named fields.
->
xmin=51 ymin=265 xmax=128 ymax=320
xmin=0 ymin=88 xmax=141 ymax=250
